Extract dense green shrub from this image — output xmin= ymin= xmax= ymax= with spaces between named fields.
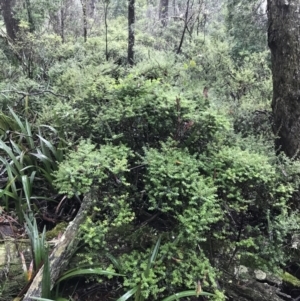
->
xmin=52 ymin=63 xmax=299 ymax=299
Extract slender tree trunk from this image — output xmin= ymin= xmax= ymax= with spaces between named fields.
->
xmin=61 ymin=6 xmax=65 ymax=43
xmin=267 ymin=0 xmax=300 ymax=158
xmin=176 ymin=0 xmax=190 ymax=54
xmin=49 ymin=1 xmax=65 ymax=42
xmin=195 ymin=0 xmax=204 ymax=36
xmin=81 ymin=0 xmax=88 ymax=42
xmin=128 ymin=0 xmax=135 ymax=65
xmin=0 ymin=0 xmax=19 ymax=41
xmin=159 ymin=0 xmax=169 ymax=26
xmin=50 ymin=12 xmax=61 ymax=37
xmin=104 ymin=0 xmax=110 ymax=61
xmin=25 ymin=0 xmax=35 ymax=32
xmin=89 ymin=0 xmax=96 ymax=18
xmin=173 ymin=0 xmax=177 ymax=17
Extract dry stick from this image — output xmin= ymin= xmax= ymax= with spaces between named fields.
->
xmin=21 ymin=191 xmax=96 ymax=300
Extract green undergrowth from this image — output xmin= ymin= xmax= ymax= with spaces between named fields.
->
xmin=0 ymin=5 xmax=300 ymax=300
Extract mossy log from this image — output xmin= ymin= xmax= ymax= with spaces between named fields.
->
xmin=224 ymin=281 xmax=286 ymax=301
xmin=22 ymin=191 xmax=96 ymax=300
xmin=0 ymin=236 xmax=30 ymax=300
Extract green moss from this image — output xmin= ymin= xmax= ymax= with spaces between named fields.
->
xmin=45 ymin=222 xmax=68 ymax=240
xmin=282 ymin=272 xmax=300 ymax=287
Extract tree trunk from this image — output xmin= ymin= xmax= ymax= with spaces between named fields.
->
xmin=89 ymin=0 xmax=96 ymax=18
xmin=128 ymin=0 xmax=135 ymax=66
xmin=159 ymin=0 xmax=169 ymax=26
xmin=21 ymin=192 xmax=96 ymax=300
xmin=0 ymin=0 xmax=19 ymax=41
xmin=104 ymin=0 xmax=109 ymax=61
xmin=25 ymin=0 xmax=35 ymax=32
xmin=61 ymin=6 xmax=65 ymax=43
xmin=49 ymin=1 xmax=65 ymax=42
xmin=176 ymin=0 xmax=190 ymax=54
xmin=81 ymin=0 xmax=88 ymax=42
xmin=267 ymin=0 xmax=300 ymax=158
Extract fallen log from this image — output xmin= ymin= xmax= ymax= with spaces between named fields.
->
xmin=21 ymin=191 xmax=96 ymax=300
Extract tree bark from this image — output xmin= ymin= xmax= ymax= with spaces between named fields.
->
xmin=128 ymin=0 xmax=135 ymax=66
xmin=49 ymin=1 xmax=65 ymax=42
xmin=61 ymin=6 xmax=65 ymax=43
xmin=104 ymin=0 xmax=110 ymax=61
xmin=25 ymin=0 xmax=35 ymax=32
xmin=0 ymin=0 xmax=19 ymax=41
xmin=89 ymin=0 xmax=96 ymax=18
xmin=21 ymin=192 xmax=96 ymax=300
xmin=267 ymin=0 xmax=300 ymax=158
xmin=159 ymin=0 xmax=169 ymax=26
xmin=176 ymin=0 xmax=190 ymax=54
xmin=81 ymin=0 xmax=88 ymax=42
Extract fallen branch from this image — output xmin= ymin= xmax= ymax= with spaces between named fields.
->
xmin=21 ymin=191 xmax=96 ymax=300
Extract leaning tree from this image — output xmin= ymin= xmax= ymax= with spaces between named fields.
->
xmin=268 ymin=0 xmax=300 ymax=158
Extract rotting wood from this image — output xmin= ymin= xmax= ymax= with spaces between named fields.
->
xmin=21 ymin=191 xmax=96 ymax=300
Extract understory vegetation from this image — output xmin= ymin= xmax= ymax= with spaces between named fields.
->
xmin=0 ymin=0 xmax=300 ymax=300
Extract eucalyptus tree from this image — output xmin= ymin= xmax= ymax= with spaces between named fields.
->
xmin=0 ymin=0 xmax=19 ymax=41
xmin=267 ymin=0 xmax=300 ymax=158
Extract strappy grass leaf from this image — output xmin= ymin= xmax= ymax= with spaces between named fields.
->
xmin=146 ymin=235 xmax=161 ymax=277
xmin=38 ymin=125 xmax=67 ymax=162
xmin=30 ymin=297 xmax=56 ymax=301
xmin=56 ymin=268 xmax=124 ymax=283
xmin=42 ymin=247 xmax=51 ymax=299
xmin=0 ymin=188 xmax=18 ymax=200
xmin=30 ymin=297 xmax=69 ymax=301
xmin=25 ymin=119 xmax=34 ymax=149
xmin=8 ymin=107 xmax=34 ymax=149
xmin=116 ymin=286 xmax=139 ymax=301
xmin=37 ymin=134 xmax=60 ymax=162
xmin=0 ymin=140 xmax=24 ymax=174
xmin=36 ymin=166 xmax=54 ymax=185
xmin=22 ymin=174 xmax=35 ymax=212
xmin=106 ymin=252 xmax=123 ymax=272
xmin=0 ymin=111 xmax=18 ymax=134
xmin=24 ymin=214 xmax=47 ymax=270
xmin=161 ymin=290 xmax=215 ymax=301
